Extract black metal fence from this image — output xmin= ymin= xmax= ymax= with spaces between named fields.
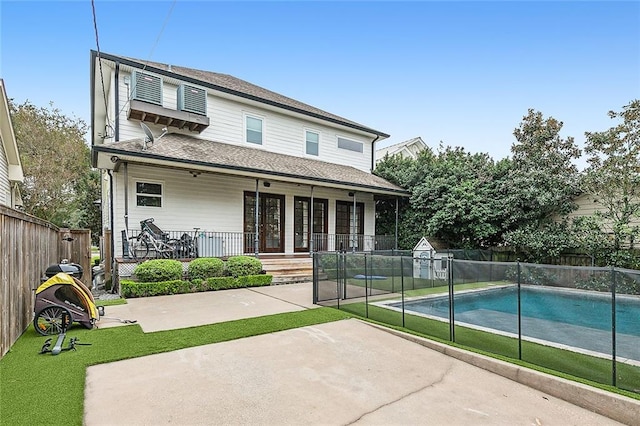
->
xmin=313 ymin=252 xmax=640 ymax=394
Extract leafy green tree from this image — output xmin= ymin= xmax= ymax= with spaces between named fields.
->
xmin=583 ymin=99 xmax=640 ymax=266
xmin=9 ymin=99 xmax=93 ymax=228
xmin=376 ymin=145 xmax=507 ymax=249
xmin=75 ymin=169 xmax=102 ymax=244
xmin=502 ymin=109 xmax=581 ymax=260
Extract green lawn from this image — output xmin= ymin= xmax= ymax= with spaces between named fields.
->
xmin=0 ymin=308 xmax=350 ymax=426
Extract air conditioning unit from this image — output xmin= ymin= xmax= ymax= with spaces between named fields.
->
xmin=177 ymin=84 xmax=207 ymax=115
xmin=132 ymin=71 xmax=163 ymax=106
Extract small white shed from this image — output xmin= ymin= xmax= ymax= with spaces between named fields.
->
xmin=412 ymin=237 xmax=447 ymax=279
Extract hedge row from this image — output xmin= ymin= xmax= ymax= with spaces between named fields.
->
xmin=134 ymin=256 xmax=263 ymax=282
xmin=120 ymin=274 xmax=273 ymax=298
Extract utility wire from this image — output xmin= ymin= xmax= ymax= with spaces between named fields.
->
xmin=91 ymin=0 xmax=111 ymax=137
xmin=116 ymin=0 xmax=177 ymax=119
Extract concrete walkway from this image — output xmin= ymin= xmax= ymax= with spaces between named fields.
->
xmin=85 ymin=283 xmax=639 ymax=425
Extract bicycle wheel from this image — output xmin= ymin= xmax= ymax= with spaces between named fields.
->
xmin=130 ymin=235 xmax=150 ymax=260
xmin=158 ymin=240 xmax=179 ymax=259
xmin=34 ymin=305 xmax=72 ymax=336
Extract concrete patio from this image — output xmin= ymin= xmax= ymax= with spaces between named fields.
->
xmin=85 ymin=283 xmax=640 ymax=425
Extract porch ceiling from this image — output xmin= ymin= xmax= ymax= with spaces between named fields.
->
xmin=93 ymin=133 xmax=409 ymax=196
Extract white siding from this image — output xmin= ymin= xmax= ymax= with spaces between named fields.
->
xmin=567 ymin=194 xmax=640 ymax=232
xmin=111 ymin=165 xmax=379 ymax=255
xmin=113 ymin=69 xmax=374 ymax=172
xmin=0 ymin=135 xmax=9 ymax=206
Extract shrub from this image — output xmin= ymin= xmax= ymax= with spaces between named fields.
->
xmin=226 ymin=256 xmax=262 ymax=277
xmin=120 ymin=279 xmax=189 ymax=298
xmin=188 ymin=257 xmax=225 ymax=280
xmin=134 ymin=259 xmax=183 ymax=282
xmin=120 ymin=274 xmax=273 ymax=298
xmin=235 ymin=274 xmax=272 ymax=287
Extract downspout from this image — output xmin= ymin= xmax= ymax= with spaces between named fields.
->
xmin=107 ymin=170 xmax=115 ymax=292
xmin=371 ymin=135 xmax=380 ymax=172
xmin=254 ymin=179 xmax=260 ymax=258
xmin=123 ymin=162 xmax=128 ymax=232
xmin=114 ymin=62 xmax=120 ymax=141
xmin=309 ymin=185 xmax=314 ymax=256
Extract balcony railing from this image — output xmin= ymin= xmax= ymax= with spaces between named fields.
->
xmin=122 ymin=230 xmax=396 ymax=260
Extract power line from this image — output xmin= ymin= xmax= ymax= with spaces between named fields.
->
xmin=91 ymin=0 xmax=111 ymax=136
xmin=116 ymin=0 xmax=177 ymax=119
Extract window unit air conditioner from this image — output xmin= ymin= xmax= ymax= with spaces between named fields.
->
xmin=132 ymin=71 xmax=163 ymax=106
xmin=177 ymin=84 xmax=207 ymax=115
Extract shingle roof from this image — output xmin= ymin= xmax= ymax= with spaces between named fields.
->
xmin=97 ymin=51 xmax=389 ymax=138
xmin=95 ymin=133 xmax=407 ymax=195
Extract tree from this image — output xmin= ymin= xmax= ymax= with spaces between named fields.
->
xmin=375 ymin=145 xmax=507 ymax=249
xmin=9 ymin=99 xmax=93 ymax=228
xmin=75 ymin=170 xmax=103 ymax=245
xmin=502 ymin=109 xmax=582 ymax=260
xmin=583 ymin=99 xmax=640 ymax=267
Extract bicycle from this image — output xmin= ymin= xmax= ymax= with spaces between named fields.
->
xmin=128 ymin=218 xmax=179 ymax=261
xmin=174 ymin=228 xmax=200 ymax=259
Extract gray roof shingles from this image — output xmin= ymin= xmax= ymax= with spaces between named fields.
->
xmin=98 ymin=134 xmax=406 ymax=194
xmin=114 ymin=54 xmax=389 ymax=138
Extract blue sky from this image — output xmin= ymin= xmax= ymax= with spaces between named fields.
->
xmin=1 ymin=1 xmax=639 ymax=166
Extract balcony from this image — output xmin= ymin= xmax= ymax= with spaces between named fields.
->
xmin=128 ymin=100 xmax=210 ymax=133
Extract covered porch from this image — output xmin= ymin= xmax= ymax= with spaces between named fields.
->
xmin=94 ymin=133 xmax=408 ymax=266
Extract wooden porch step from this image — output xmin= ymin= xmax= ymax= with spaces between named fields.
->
xmin=260 ymin=257 xmax=313 ymax=283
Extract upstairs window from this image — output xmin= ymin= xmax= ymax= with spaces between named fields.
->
xmin=245 ymin=115 xmax=263 ymax=145
xmin=337 ymin=137 xmax=363 ymax=153
xmin=306 ymin=130 xmax=319 ymax=156
xmin=136 ymin=182 xmax=162 ymax=207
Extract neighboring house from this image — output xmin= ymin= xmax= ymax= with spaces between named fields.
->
xmin=90 ymin=51 xmax=408 ymax=261
xmin=375 ymin=136 xmax=427 ymax=164
xmin=0 ymin=79 xmax=24 ymax=209
xmin=566 ymin=193 xmax=640 ymax=235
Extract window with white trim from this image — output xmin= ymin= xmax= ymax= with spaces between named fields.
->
xmin=245 ymin=115 xmax=263 ymax=145
xmin=337 ymin=136 xmax=363 ymax=153
xmin=136 ymin=181 xmax=162 ymax=207
xmin=305 ymin=130 xmax=319 ymax=156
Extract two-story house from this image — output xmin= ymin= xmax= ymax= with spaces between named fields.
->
xmin=90 ymin=51 xmax=407 ymax=265
xmin=0 ymin=79 xmax=24 ymax=209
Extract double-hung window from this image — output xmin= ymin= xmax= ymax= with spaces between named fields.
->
xmin=305 ymin=130 xmax=319 ymax=156
xmin=245 ymin=115 xmax=263 ymax=145
xmin=135 ymin=181 xmax=162 ymax=207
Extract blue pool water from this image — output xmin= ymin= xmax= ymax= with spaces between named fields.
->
xmin=389 ymin=286 xmax=640 ymax=361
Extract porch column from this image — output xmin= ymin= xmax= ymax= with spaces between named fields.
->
xmin=395 ymin=196 xmax=399 ymax=250
xmin=351 ymin=191 xmax=356 ymax=253
xmin=254 ymin=179 xmax=260 ymax=257
xmin=309 ymin=185 xmax=314 ymax=256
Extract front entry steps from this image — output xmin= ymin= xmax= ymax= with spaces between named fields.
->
xmin=259 ymin=256 xmax=314 ymax=284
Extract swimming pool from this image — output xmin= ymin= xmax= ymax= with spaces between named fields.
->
xmin=386 ymin=286 xmax=640 ymax=362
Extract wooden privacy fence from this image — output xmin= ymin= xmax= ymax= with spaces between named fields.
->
xmin=0 ymin=205 xmax=91 ymax=358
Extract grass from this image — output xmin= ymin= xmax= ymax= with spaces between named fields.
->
xmin=0 ymin=308 xmax=350 ymax=426
xmin=336 ymin=302 xmax=640 ymax=398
